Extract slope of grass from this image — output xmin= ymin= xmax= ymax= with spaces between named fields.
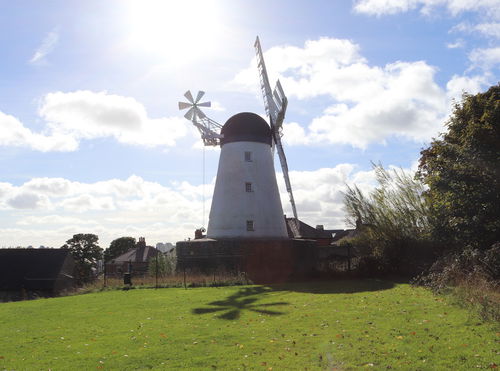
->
xmin=0 ymin=280 xmax=498 ymax=370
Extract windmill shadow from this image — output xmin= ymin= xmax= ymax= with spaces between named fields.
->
xmin=266 ymin=278 xmax=396 ymax=295
xmin=192 ymin=286 xmax=289 ymax=320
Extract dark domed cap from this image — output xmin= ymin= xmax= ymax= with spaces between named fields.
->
xmin=220 ymin=112 xmax=272 ymax=146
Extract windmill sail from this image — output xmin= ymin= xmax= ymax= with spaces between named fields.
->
xmin=255 ymin=37 xmax=298 ymax=222
xmin=178 ymin=90 xmax=222 ymax=146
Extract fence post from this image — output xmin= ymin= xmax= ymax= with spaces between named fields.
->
xmin=103 ymin=261 xmax=107 ymax=289
xmin=183 ymin=265 xmax=187 ymax=289
xmin=347 ymin=244 xmax=351 ymax=272
xmin=155 ymin=252 xmax=159 ymax=289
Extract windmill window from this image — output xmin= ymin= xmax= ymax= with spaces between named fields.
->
xmin=246 ymin=220 xmax=254 ymax=231
xmin=245 ymin=182 xmax=253 ymax=192
xmin=244 ymin=151 xmax=252 ymax=162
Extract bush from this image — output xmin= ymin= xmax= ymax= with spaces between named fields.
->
xmin=414 ymin=243 xmax=500 ymax=322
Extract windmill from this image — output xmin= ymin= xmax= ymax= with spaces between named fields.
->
xmin=178 ymin=37 xmax=298 ymax=238
xmin=254 ymin=36 xmax=299 ymax=222
xmin=178 ymin=90 xmax=222 ymax=146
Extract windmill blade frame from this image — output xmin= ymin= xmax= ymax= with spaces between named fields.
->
xmin=179 ymin=101 xmax=192 ymax=110
xmin=195 ymin=91 xmax=205 ymax=103
xmin=184 ymin=90 xmax=195 ymax=103
xmin=255 ymin=36 xmax=299 ymax=222
xmin=178 ymin=90 xmax=223 ymax=147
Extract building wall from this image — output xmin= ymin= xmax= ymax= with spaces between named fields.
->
xmin=207 ymin=141 xmax=288 ymax=238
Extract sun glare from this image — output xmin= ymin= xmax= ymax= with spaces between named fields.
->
xmin=125 ymin=0 xmax=223 ymax=62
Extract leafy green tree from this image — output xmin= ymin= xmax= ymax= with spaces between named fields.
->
xmin=417 ymin=84 xmax=500 ymax=250
xmin=104 ymin=237 xmax=136 ymax=262
xmin=61 ymin=233 xmax=103 ymax=284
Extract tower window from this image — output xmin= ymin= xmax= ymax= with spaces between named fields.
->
xmin=246 ymin=220 xmax=254 ymax=231
xmin=244 ymin=151 xmax=252 ymax=162
xmin=245 ymin=182 xmax=253 ymax=192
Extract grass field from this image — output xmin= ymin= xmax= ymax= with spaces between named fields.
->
xmin=0 ymin=280 xmax=498 ymax=370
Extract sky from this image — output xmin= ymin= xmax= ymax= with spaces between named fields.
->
xmin=0 ymin=0 xmax=499 ymax=248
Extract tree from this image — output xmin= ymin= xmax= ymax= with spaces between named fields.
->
xmin=104 ymin=237 xmax=136 ymax=262
xmin=61 ymin=233 xmax=103 ymax=284
xmin=417 ymin=84 xmax=500 ymax=250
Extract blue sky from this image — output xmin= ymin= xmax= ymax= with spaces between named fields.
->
xmin=0 ymin=0 xmax=499 ymax=248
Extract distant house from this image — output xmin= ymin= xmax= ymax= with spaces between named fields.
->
xmin=285 ymin=217 xmax=365 ymax=272
xmin=0 ymin=248 xmax=75 ymax=300
xmin=285 ymin=217 xmax=356 ymax=246
xmin=106 ymin=237 xmax=159 ymax=276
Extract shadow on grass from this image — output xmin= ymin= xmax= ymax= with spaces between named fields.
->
xmin=266 ymin=278 xmax=396 ymax=295
xmin=192 ymin=279 xmax=395 ymax=320
xmin=192 ymin=286 xmax=289 ymax=320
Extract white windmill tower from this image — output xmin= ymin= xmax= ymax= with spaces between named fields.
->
xmin=178 ymin=37 xmax=298 ymax=239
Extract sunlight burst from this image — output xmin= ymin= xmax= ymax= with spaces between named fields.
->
xmin=125 ymin=0 xmax=223 ymax=62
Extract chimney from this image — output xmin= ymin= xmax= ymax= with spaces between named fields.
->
xmin=316 ymin=225 xmax=324 ymax=230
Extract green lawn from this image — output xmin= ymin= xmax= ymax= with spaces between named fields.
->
xmin=0 ymin=280 xmax=498 ymax=370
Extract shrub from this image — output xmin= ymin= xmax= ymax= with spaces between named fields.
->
xmin=414 ymin=243 xmax=500 ymax=322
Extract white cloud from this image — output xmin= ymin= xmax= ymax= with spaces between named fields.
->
xmin=6 ymin=192 xmax=51 ymax=210
xmin=0 ymin=91 xmax=191 ymax=152
xmin=468 ymin=47 xmax=500 ymax=70
xmin=232 ymin=37 xmax=366 ymax=99
xmin=451 ymin=21 xmax=500 ymax=39
xmin=282 ymin=122 xmax=309 ymax=146
xmin=276 ymin=164 xmax=379 ymax=228
xmin=209 ymin=101 xmax=226 ymax=112
xmin=306 ymin=61 xmax=447 ymax=148
xmin=29 ymin=29 xmax=59 ymax=65
xmin=0 ymin=175 xmax=211 ymax=247
xmin=0 ymin=166 xmax=386 ymax=247
xmin=16 ymin=215 xmax=98 ymax=226
xmin=0 ymin=111 xmax=78 ymax=151
xmin=446 ymin=39 xmax=465 ymax=48
xmin=233 ymin=38 xmax=451 ymax=148
xmin=474 ymin=22 xmax=500 ymax=38
xmin=40 ymin=90 xmax=190 ymax=147
xmin=23 ymin=177 xmax=75 ymax=197
xmin=446 ymin=74 xmax=487 ymax=100
xmin=60 ymin=194 xmax=116 ymax=213
xmin=353 ymin=0 xmax=419 ymax=16
xmin=353 ymin=0 xmax=500 ymax=18
xmin=354 ymin=0 xmax=500 ymax=44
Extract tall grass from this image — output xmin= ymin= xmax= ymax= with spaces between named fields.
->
xmin=344 ymin=164 xmax=434 ymax=274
